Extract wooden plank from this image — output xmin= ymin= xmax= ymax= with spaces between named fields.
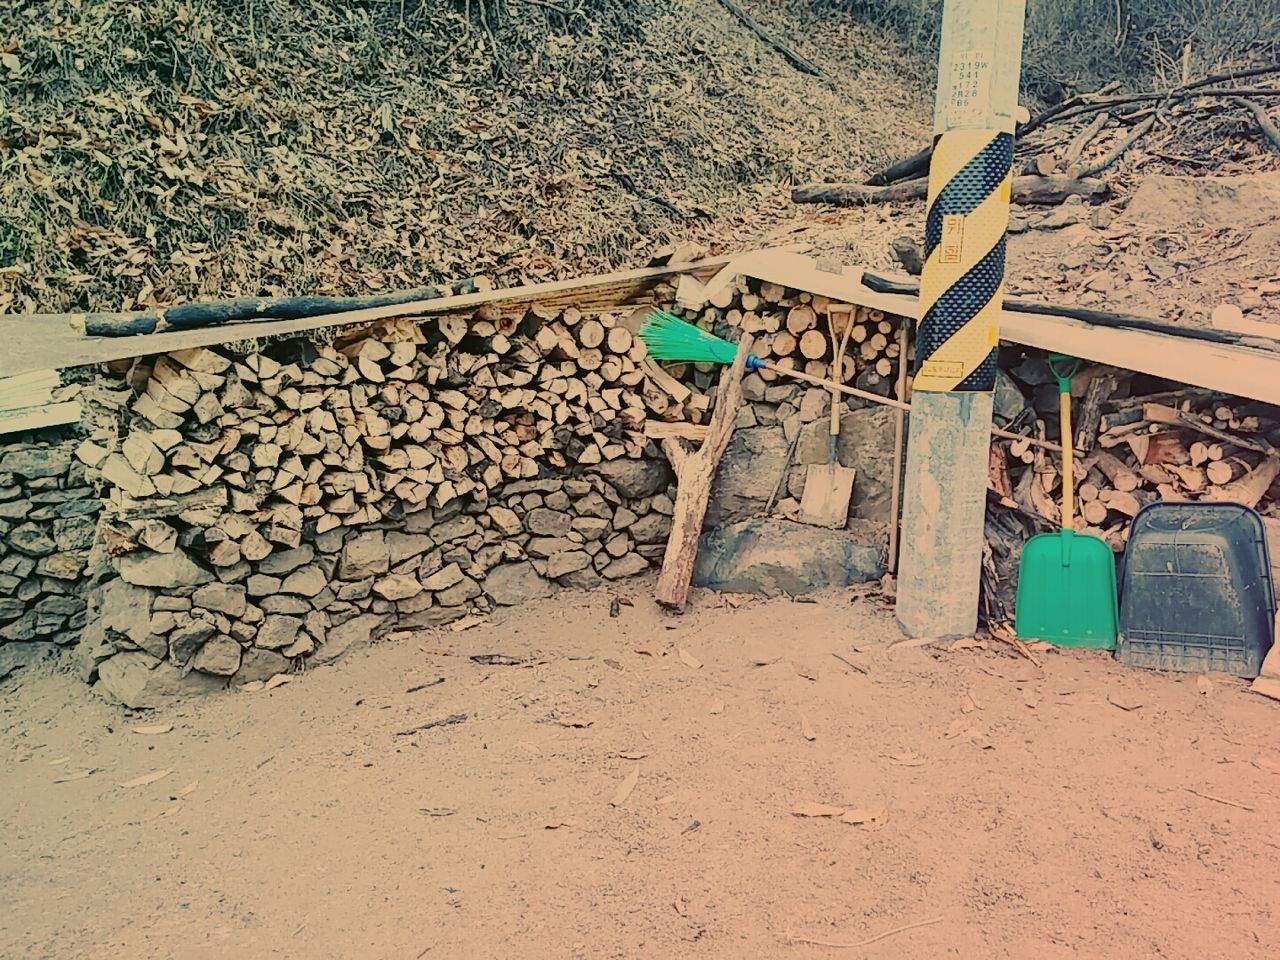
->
xmin=0 ymin=400 xmax=81 ymax=436
xmin=0 ymin=253 xmax=760 ymax=379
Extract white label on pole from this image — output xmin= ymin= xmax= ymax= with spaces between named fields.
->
xmin=947 ymin=49 xmax=992 ymax=127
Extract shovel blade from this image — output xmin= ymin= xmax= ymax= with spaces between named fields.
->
xmin=798 ymin=463 xmax=855 ymax=528
xmin=1015 ymin=530 xmax=1118 ymax=649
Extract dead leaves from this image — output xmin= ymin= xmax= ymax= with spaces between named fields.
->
xmin=792 ymin=801 xmax=887 ymax=827
xmin=119 ymin=768 xmax=172 ymax=789
xmin=610 ymin=766 xmax=640 ymax=807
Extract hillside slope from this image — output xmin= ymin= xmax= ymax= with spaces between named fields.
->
xmin=0 ymin=1 xmax=931 ymax=315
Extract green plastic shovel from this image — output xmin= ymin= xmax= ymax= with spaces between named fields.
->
xmin=1014 ymin=355 xmax=1118 ymax=649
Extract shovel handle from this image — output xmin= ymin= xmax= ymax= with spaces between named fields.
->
xmin=1060 ymin=385 xmax=1074 ymax=532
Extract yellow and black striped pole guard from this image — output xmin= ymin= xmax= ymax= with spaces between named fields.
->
xmin=912 ymin=129 xmax=1014 ymax=393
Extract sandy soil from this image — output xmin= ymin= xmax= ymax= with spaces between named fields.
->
xmin=3 ymin=582 xmax=1278 ymax=959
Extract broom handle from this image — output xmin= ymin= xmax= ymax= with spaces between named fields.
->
xmin=762 ymin=360 xmax=911 ymax=411
xmin=758 ymin=358 xmax=1078 ymax=456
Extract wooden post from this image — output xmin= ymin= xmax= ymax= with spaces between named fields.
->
xmin=654 ymin=336 xmax=750 ymax=610
xmin=897 ymin=0 xmax=1026 ymax=638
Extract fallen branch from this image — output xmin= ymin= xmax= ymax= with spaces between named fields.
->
xmin=1077 ymin=114 xmax=1157 ymax=178
xmin=869 ymin=67 xmax=1280 ymax=186
xmin=1235 ymin=97 xmax=1280 ymax=151
xmin=712 ymin=0 xmax=823 ymax=77
xmin=1063 ymin=112 xmax=1112 ymax=176
xmin=792 ymin=175 xmax=1108 ymax=207
xmin=779 ymin=916 xmax=944 ymax=949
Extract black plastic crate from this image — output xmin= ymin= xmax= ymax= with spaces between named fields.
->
xmin=1117 ymin=501 xmax=1275 ymax=679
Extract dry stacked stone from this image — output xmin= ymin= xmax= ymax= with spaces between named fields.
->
xmin=0 ymin=437 xmax=99 ymax=680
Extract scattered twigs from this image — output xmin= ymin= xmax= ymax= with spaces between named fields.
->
xmin=1234 ymin=98 xmax=1280 ymax=151
xmin=868 ymin=67 xmax=1280 ymax=187
xmin=1048 ymin=85 xmax=1280 ymax=126
xmin=712 ymin=0 xmax=823 ymax=77
xmin=1186 ymin=788 xmax=1254 ymax=812
xmin=1077 ymin=114 xmax=1156 ymax=177
xmin=988 ymin=621 xmax=1043 ymax=667
xmin=779 ymin=916 xmax=944 ymax=949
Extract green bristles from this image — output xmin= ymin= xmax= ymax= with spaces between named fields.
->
xmin=639 ymin=309 xmax=739 ymax=365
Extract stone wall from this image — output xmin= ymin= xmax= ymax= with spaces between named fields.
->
xmin=0 ymin=436 xmax=99 ymax=680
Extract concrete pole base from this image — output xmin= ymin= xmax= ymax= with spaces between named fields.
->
xmin=895 ymin=390 xmax=994 ymax=639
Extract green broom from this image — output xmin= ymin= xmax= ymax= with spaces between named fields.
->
xmin=639 ymin=309 xmax=909 ymax=411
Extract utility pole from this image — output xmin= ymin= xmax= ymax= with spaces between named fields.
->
xmin=896 ymin=0 xmax=1026 ymax=638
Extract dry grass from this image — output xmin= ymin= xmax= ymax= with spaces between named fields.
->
xmin=813 ymin=0 xmax=1280 ymax=100
xmin=0 ymin=0 xmax=929 ymax=315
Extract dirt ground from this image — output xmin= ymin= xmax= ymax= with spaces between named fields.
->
xmin=3 ymin=582 xmax=1279 ymax=960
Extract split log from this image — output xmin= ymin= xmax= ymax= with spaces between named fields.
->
xmin=655 ymin=337 xmax=750 ymax=610
xmin=1093 ymin=451 xmax=1140 ymax=492
xmin=1205 ymin=454 xmax=1280 ymax=508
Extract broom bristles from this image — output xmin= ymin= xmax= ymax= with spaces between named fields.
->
xmin=639 ymin=309 xmax=739 ymax=365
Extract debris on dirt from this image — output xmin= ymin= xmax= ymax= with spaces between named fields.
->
xmin=176 ymin=780 xmax=198 ymax=798
xmin=395 ymin=714 xmax=468 ymax=737
xmin=1186 ymin=788 xmax=1254 ymax=812
xmin=1108 ymin=693 xmax=1145 ymax=712
xmin=449 ymin=616 xmax=487 ymax=633
xmin=791 ymin=801 xmax=885 ymax=826
xmin=132 ymin=724 xmax=173 ymax=735
xmin=791 ymin=801 xmax=845 ymax=818
xmin=471 ymin=654 xmax=527 ymax=667
xmin=884 ymin=751 xmax=926 ymax=767
xmin=547 ymin=715 xmax=593 ymax=729
xmin=839 ymin=807 xmax=886 ymax=826
xmin=419 ymin=808 xmax=457 ymax=818
xmin=610 ymin=767 xmax=641 ymax=807
xmin=791 ymin=660 xmax=819 ymax=681
xmin=544 ymin=820 xmax=577 ymax=830
xmin=678 ymin=649 xmax=703 ymax=670
xmin=1197 ymin=675 xmax=1215 ymax=696
xmin=616 ymin=752 xmax=648 ymax=761
xmin=264 ymin=674 xmax=293 ymax=691
xmin=779 ymin=915 xmax=943 ymax=949
xmin=800 ymin=715 xmax=817 ymax=741
xmin=609 ymin=598 xmax=622 ymax=618
xmin=119 ymin=769 xmax=172 ymax=789
xmin=709 ymin=699 xmax=725 ymax=715
xmin=406 ymin=678 xmax=447 ymax=694
xmin=829 ymin=652 xmax=868 ymax=675
xmin=948 ymin=637 xmax=987 ymax=652
xmin=52 ymin=769 xmax=97 ymax=784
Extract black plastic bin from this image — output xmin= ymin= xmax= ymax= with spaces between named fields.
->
xmin=1117 ymin=501 xmax=1275 ymax=678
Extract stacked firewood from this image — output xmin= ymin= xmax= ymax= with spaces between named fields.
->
xmin=989 ymin=362 xmax=1280 ymax=551
xmin=84 ymin=310 xmax=672 ymax=545
xmin=666 ymin=276 xmax=909 ymax=403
